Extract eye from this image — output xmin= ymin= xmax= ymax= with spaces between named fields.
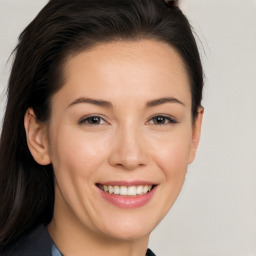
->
xmin=78 ymin=116 xmax=107 ymax=125
xmin=148 ymin=115 xmax=177 ymax=125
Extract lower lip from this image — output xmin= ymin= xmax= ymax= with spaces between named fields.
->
xmin=98 ymin=186 xmax=156 ymax=209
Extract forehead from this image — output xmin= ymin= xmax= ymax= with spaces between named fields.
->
xmin=56 ymin=39 xmax=191 ymax=107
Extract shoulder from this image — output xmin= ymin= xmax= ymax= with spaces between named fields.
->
xmin=146 ymin=248 xmax=157 ymax=256
xmin=3 ymin=225 xmax=53 ymax=256
xmin=2 ymin=225 xmax=155 ymax=256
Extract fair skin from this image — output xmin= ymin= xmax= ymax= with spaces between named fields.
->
xmin=24 ymin=39 xmax=203 ymax=256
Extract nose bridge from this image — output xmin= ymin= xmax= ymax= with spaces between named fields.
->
xmin=109 ymin=122 xmax=146 ymax=170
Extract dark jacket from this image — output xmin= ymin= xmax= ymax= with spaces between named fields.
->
xmin=3 ymin=225 xmax=156 ymax=256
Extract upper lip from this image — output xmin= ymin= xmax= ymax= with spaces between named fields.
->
xmin=96 ymin=180 xmax=157 ymax=186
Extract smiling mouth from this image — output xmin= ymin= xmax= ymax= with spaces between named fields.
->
xmin=96 ymin=184 xmax=155 ymax=196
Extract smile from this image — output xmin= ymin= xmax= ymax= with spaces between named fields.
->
xmin=97 ymin=184 xmax=154 ymax=196
xmin=96 ymin=182 xmax=157 ymax=209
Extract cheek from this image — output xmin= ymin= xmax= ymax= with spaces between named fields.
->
xmin=144 ymin=128 xmax=192 ymax=221
xmin=151 ymin=129 xmax=192 ymax=178
xmin=48 ymin=128 xmax=112 ymax=219
xmin=49 ymin=128 xmax=110 ymax=182
xmin=156 ymin=143 xmax=190 ymax=185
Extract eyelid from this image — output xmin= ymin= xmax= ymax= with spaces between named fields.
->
xmin=147 ymin=114 xmax=178 ymax=125
xmin=78 ymin=114 xmax=109 ymax=125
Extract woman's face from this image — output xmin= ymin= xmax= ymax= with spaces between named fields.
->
xmin=42 ymin=40 xmax=202 ymax=241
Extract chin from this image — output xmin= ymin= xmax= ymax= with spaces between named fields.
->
xmin=95 ymin=211 xmax=160 ymax=242
xmin=103 ymin=225 xmax=152 ymax=242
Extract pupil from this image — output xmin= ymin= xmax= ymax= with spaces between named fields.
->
xmin=155 ymin=117 xmax=164 ymax=124
xmin=91 ymin=117 xmax=99 ymax=124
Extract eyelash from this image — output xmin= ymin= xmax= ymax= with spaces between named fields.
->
xmin=78 ymin=115 xmax=107 ymax=126
xmin=147 ymin=115 xmax=178 ymax=125
xmin=78 ymin=115 xmax=177 ymax=126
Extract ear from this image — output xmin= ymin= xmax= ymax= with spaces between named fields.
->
xmin=189 ymin=106 xmax=204 ymax=164
xmin=24 ymin=108 xmax=51 ymax=165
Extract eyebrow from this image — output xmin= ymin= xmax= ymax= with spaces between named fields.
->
xmin=146 ymin=97 xmax=185 ymax=107
xmin=68 ymin=96 xmax=184 ymax=109
xmin=68 ymin=97 xmax=113 ymax=108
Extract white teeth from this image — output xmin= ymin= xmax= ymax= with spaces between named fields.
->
xmin=120 ymin=186 xmax=128 ymax=195
xmin=143 ymin=185 xmax=149 ymax=194
xmin=114 ymin=186 xmax=120 ymax=195
xmin=136 ymin=185 xmax=143 ymax=195
xmin=108 ymin=185 xmax=114 ymax=194
xmin=99 ymin=184 xmax=153 ymax=196
xmin=128 ymin=186 xmax=136 ymax=196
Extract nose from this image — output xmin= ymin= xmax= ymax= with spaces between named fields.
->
xmin=108 ymin=126 xmax=148 ymax=170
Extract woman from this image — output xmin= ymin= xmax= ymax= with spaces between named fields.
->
xmin=0 ymin=0 xmax=204 ymax=255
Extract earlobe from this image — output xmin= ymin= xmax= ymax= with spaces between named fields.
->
xmin=189 ymin=106 xmax=204 ymax=164
xmin=24 ymin=108 xmax=51 ymax=165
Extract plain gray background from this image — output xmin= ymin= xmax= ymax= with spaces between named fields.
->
xmin=0 ymin=1 xmax=256 ymax=255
